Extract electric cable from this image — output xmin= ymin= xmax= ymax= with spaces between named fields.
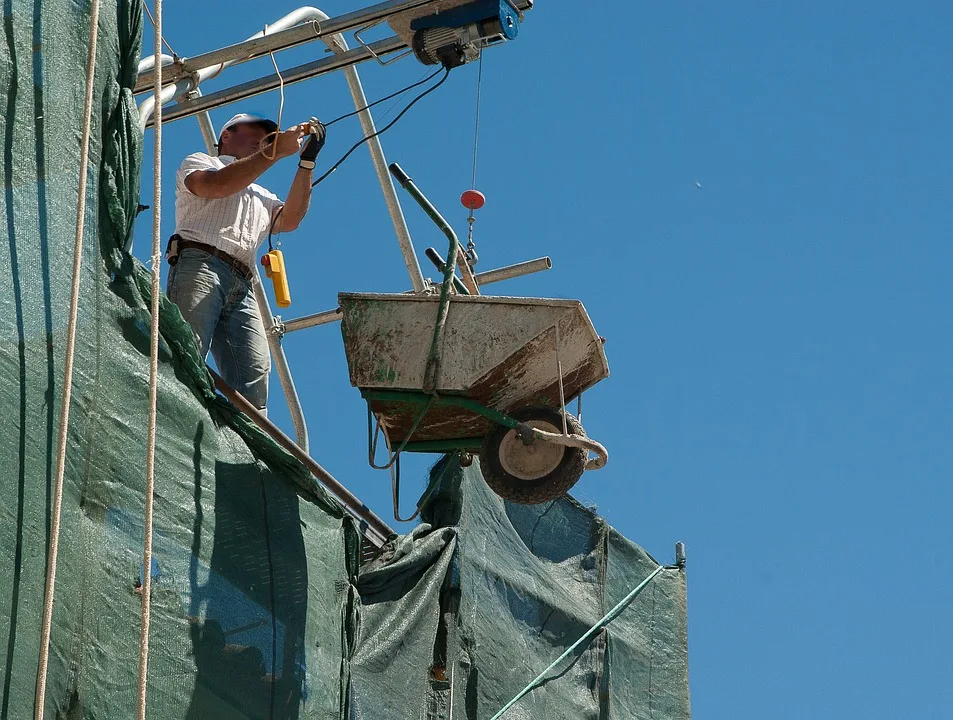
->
xmin=323 ymin=67 xmax=443 ymax=128
xmin=311 ymin=66 xmax=450 ymax=189
xmin=267 ymin=66 xmax=451 ymax=247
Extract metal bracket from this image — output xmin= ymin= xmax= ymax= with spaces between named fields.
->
xmin=354 ymin=20 xmax=415 ymax=65
xmin=272 ymin=315 xmax=287 ymax=339
xmin=516 ymin=422 xmax=537 ymax=446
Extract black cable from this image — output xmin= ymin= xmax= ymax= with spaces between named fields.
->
xmin=323 ymin=67 xmax=444 ymax=128
xmin=267 ymin=67 xmax=451 ymax=247
xmin=311 ymin=67 xmax=451 ymax=189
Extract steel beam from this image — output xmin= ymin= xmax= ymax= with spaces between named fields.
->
xmin=135 ymin=0 xmax=439 ymax=93
xmin=144 ymin=36 xmax=405 ymax=127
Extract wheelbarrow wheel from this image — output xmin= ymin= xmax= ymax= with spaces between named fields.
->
xmin=479 ymin=406 xmax=587 ymax=505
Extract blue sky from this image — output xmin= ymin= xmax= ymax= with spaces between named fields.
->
xmin=134 ymin=2 xmax=953 ymax=717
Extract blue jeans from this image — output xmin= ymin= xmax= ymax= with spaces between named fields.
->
xmin=167 ymin=247 xmax=270 ymax=410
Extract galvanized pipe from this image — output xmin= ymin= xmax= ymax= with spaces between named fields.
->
xmin=144 ymin=37 xmax=405 ymax=126
xmin=193 ymin=7 xmax=341 ymax=87
xmin=190 ymin=90 xmax=219 ymax=154
xmin=138 ymin=7 xmax=362 ymax=123
xmin=208 ymin=367 xmax=394 ymax=547
xmin=134 ymin=0 xmax=440 ymax=93
xmin=282 ymin=308 xmax=343 ymax=333
xmin=138 ymin=78 xmax=193 ymax=130
xmin=341 ymin=59 xmax=426 ymax=292
xmin=137 ymin=53 xmax=175 ymax=75
xmin=252 ymin=270 xmax=310 ymax=454
xmin=473 ymin=256 xmax=552 ymax=287
xmin=135 ymin=22 xmax=323 ymax=94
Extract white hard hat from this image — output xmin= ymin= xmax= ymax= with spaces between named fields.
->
xmin=218 ymin=113 xmax=278 ymax=140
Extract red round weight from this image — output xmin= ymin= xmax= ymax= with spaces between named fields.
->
xmin=460 ymin=189 xmax=486 ymax=210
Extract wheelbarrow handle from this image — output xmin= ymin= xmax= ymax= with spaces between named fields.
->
xmin=425 ymin=248 xmax=470 ymax=295
xmin=523 ymin=425 xmax=610 ymax=471
xmin=389 ymin=162 xmax=412 ymax=187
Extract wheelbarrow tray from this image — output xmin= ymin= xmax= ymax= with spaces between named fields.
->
xmin=339 ymin=292 xmax=609 ymax=445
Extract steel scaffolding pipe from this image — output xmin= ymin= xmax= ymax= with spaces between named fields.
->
xmin=252 ymin=271 xmax=310 ymax=454
xmin=473 ymin=256 xmax=552 ymax=286
xmin=134 ymin=0 xmax=441 ymax=93
xmin=282 ymin=308 xmax=343 ymax=333
xmin=147 ymin=36 xmax=403 ymax=125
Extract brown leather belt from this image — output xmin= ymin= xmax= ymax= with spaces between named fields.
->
xmin=172 ymin=237 xmax=253 ymax=280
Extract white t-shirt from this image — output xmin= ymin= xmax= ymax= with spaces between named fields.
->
xmin=174 ymin=152 xmax=283 ymax=266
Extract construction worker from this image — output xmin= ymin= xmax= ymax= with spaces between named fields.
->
xmin=166 ymin=112 xmax=325 ymax=413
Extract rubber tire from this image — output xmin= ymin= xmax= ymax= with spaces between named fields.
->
xmin=479 ymin=406 xmax=587 ymax=505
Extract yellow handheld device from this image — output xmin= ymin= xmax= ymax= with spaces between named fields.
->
xmin=261 ymin=249 xmax=291 ymax=308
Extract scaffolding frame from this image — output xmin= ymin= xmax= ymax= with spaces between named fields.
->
xmin=134 ymin=0 xmax=548 ymax=542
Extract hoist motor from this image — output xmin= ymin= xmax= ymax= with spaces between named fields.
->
xmin=411 ymin=0 xmax=522 ymax=68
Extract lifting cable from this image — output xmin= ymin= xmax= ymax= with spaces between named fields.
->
xmin=34 ymin=0 xmax=102 ymax=715
xmin=137 ymin=0 xmax=163 ymax=713
xmin=460 ymin=55 xmax=485 ymax=271
xmin=470 ymin=53 xmax=483 ymax=192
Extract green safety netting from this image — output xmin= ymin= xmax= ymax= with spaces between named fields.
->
xmin=352 ymin=457 xmax=690 ymax=720
xmin=0 ymin=0 xmax=690 ymax=717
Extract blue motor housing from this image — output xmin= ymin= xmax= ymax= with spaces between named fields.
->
xmin=411 ymin=0 xmax=521 ymax=68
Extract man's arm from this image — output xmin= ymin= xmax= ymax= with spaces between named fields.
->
xmin=184 ymin=124 xmax=308 ymax=199
xmin=185 ymin=152 xmax=277 ymax=199
xmin=270 ymin=124 xmax=325 ymax=232
xmin=271 ymin=166 xmax=312 ymax=233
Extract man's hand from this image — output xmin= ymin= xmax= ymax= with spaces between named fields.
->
xmin=264 ymin=123 xmax=310 ymax=160
xmin=300 ymin=123 xmax=326 ymax=161
xmin=298 ymin=121 xmax=327 ymax=170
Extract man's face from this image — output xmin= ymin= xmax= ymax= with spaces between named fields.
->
xmin=220 ymin=122 xmax=270 ymax=159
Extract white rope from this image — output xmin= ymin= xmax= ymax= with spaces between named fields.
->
xmin=137 ymin=0 xmax=163 ymax=713
xmin=260 ymin=30 xmax=286 ymax=162
xmin=554 ymin=321 xmax=568 ymax=435
xmin=33 ymin=0 xmax=102 ymax=716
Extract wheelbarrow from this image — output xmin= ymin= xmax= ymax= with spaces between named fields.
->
xmin=338 ymin=164 xmax=610 ymax=509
